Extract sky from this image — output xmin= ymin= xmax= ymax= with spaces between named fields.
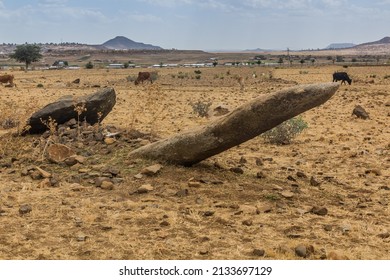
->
xmin=0 ymin=0 xmax=389 ymax=50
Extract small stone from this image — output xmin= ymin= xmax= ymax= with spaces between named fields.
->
xmin=76 ymin=234 xmax=88 ymax=242
xmin=255 ymin=158 xmax=264 ymax=166
xmin=19 ymin=204 xmax=32 ymax=215
xmin=188 ymin=180 xmax=201 ymax=188
xmin=46 ymin=143 xmax=75 ymax=163
xmin=252 ymin=249 xmax=265 ymax=257
xmin=199 ymin=249 xmax=209 ymax=255
xmin=378 ymin=232 xmax=390 ymax=239
xmin=281 ymin=191 xmax=294 ymax=199
xmin=311 ymin=206 xmax=328 ymax=216
xmin=134 ymin=173 xmax=143 ymax=179
xmin=176 ymin=189 xmax=189 ymax=197
xmin=94 ymin=177 xmax=111 ymax=187
xmin=296 ymin=171 xmax=307 ymax=178
xmin=352 ymin=105 xmax=369 ymax=119
xmin=137 ymin=184 xmax=154 ymax=193
xmin=310 ymin=176 xmax=321 ymax=186
xmin=100 ymin=181 xmax=114 ymax=190
xmin=141 ymin=164 xmax=162 ymax=176
xmin=104 ymin=137 xmax=116 ymax=145
xmin=242 ymin=219 xmax=253 ymax=226
xmin=160 ymin=220 xmax=170 ymax=227
xmin=35 ymin=166 xmax=52 ymax=178
xmin=203 ymin=211 xmax=215 ymax=217
xmin=324 ymin=225 xmax=333 ymax=231
xmin=327 ymin=251 xmax=348 ymax=260
xmin=39 ymin=178 xmax=52 ymax=188
xmin=295 ymin=245 xmax=307 ymax=258
xmin=256 ymin=171 xmax=266 ymax=179
xmin=230 ymin=167 xmax=244 ymax=174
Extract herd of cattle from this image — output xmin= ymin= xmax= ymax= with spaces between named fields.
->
xmin=0 ymin=71 xmax=352 ymax=88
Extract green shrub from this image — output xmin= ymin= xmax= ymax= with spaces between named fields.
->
xmin=261 ymin=116 xmax=308 ymax=145
xmin=85 ymin=61 xmax=94 ymax=69
xmin=190 ymin=100 xmax=212 ymax=117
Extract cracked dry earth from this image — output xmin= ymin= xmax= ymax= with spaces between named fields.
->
xmin=0 ymin=65 xmax=389 ymax=260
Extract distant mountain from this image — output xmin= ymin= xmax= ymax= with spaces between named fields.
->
xmin=357 ymin=36 xmax=390 ymax=47
xmin=325 ymin=43 xmax=356 ymax=49
xmin=102 ymin=36 xmax=163 ymax=50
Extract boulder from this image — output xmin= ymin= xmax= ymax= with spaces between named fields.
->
xmin=22 ymin=87 xmax=116 ymax=134
xmin=352 ymin=105 xmax=369 ymax=119
xmin=129 ymin=83 xmax=339 ymax=166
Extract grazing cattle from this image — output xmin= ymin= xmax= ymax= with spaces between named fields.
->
xmin=134 ymin=72 xmax=153 ymax=85
xmin=333 ymin=72 xmax=352 ymax=85
xmin=0 ymin=74 xmax=14 ymax=86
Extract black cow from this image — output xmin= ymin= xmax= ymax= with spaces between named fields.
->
xmin=333 ymin=72 xmax=352 ymax=85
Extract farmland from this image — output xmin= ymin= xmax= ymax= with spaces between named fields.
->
xmin=0 ymin=60 xmax=389 ymax=259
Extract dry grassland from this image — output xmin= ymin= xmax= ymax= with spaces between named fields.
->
xmin=0 ymin=64 xmax=389 ymax=260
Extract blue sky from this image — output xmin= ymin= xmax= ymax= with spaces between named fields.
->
xmin=0 ymin=0 xmax=389 ymax=50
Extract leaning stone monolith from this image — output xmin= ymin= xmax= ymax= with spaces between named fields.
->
xmin=23 ymin=87 xmax=116 ymax=134
xmin=128 ymin=83 xmax=339 ymax=166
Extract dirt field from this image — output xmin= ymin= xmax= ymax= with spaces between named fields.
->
xmin=0 ymin=64 xmax=389 ymax=260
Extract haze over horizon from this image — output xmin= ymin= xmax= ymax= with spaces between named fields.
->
xmin=0 ymin=0 xmax=389 ymax=51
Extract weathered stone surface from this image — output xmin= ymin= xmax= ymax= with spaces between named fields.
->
xmin=47 ymin=144 xmax=75 ymax=163
xmin=129 ymin=83 xmax=339 ymax=166
xmin=23 ymin=87 xmax=116 ymax=134
xmin=352 ymin=105 xmax=369 ymax=119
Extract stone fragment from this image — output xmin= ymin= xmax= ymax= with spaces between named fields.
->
xmin=47 ymin=144 xmax=75 ymax=163
xmin=137 ymin=184 xmax=154 ymax=193
xmin=352 ymin=105 xmax=369 ymax=119
xmin=19 ymin=204 xmax=32 ymax=215
xmin=141 ymin=164 xmax=162 ymax=176
xmin=311 ymin=206 xmax=328 ymax=216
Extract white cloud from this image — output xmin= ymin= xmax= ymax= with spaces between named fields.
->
xmin=127 ymin=13 xmax=162 ymax=22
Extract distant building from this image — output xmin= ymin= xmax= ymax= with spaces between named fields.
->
xmin=107 ymin=63 xmax=124 ymax=69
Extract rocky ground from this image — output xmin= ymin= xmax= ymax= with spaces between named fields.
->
xmin=0 ymin=65 xmax=389 ymax=260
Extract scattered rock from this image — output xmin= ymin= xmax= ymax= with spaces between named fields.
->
xmin=295 ymin=245 xmax=307 ymax=258
xmin=230 ymin=167 xmax=244 ymax=174
xmin=296 ymin=171 xmax=307 ymax=178
xmin=242 ymin=219 xmax=253 ymax=226
xmin=19 ymin=204 xmax=32 ymax=215
xmin=141 ymin=164 xmax=162 ymax=176
xmin=94 ymin=177 xmax=111 ymax=187
xmin=256 ymin=171 xmax=266 ymax=179
xmin=310 ymin=176 xmax=321 ymax=186
xmin=176 ymin=189 xmax=189 ymax=197
xmin=352 ymin=105 xmax=369 ymax=119
xmin=76 ymin=234 xmax=88 ymax=242
xmin=327 ymin=251 xmax=349 ymax=260
xmin=203 ymin=210 xmax=215 ymax=217
xmin=188 ymin=178 xmax=202 ymax=188
xmin=104 ymin=137 xmax=116 ymax=145
xmin=47 ymin=144 xmax=76 ymax=163
xmin=100 ymin=181 xmax=114 ymax=190
xmin=281 ymin=191 xmax=294 ymax=199
xmin=252 ymin=249 xmax=265 ymax=257
xmin=137 ymin=184 xmax=154 ymax=193
xmin=378 ymin=232 xmax=390 ymax=239
xmin=160 ymin=220 xmax=170 ymax=227
xmin=311 ymin=206 xmax=328 ymax=216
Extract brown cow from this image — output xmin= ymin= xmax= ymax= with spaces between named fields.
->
xmin=0 ymin=74 xmax=14 ymax=87
xmin=134 ymin=72 xmax=153 ymax=85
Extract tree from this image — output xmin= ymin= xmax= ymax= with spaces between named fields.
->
xmin=10 ymin=44 xmax=42 ymax=70
xmin=85 ymin=61 xmax=94 ymax=69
